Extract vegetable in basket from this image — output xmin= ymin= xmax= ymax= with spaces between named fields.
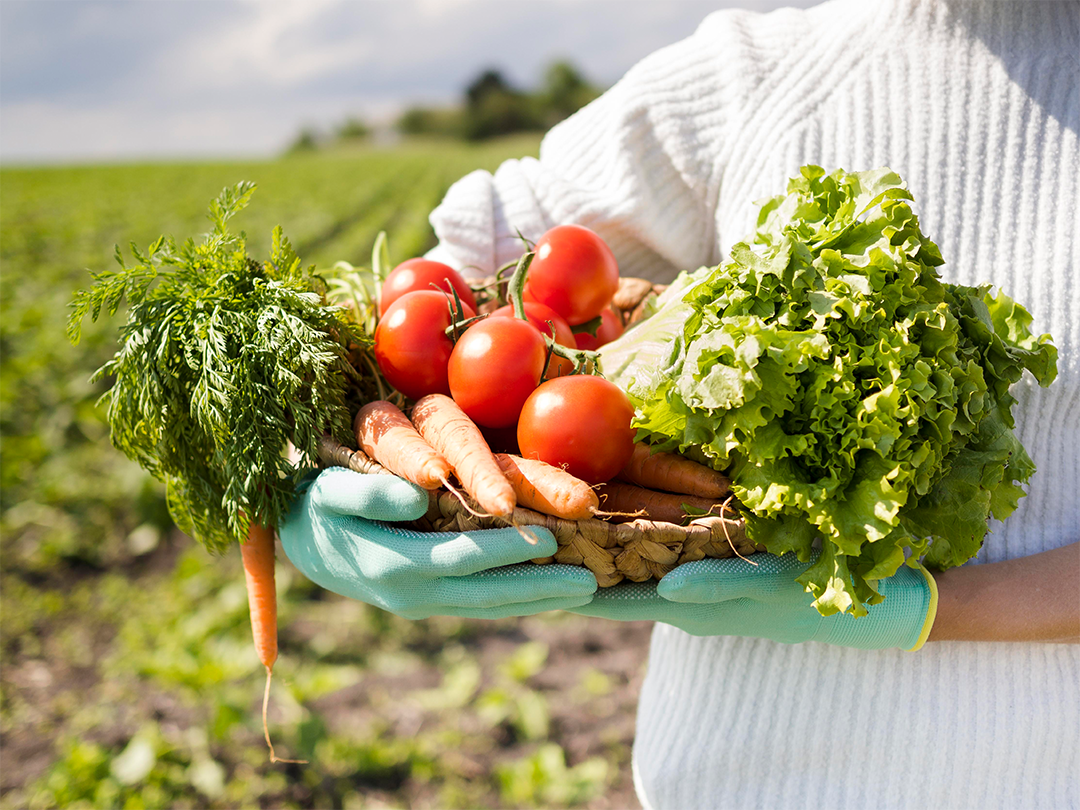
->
xmin=601 ymin=166 xmax=1057 ymax=617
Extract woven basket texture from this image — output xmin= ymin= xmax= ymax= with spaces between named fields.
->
xmin=414 ymin=490 xmax=759 ymax=588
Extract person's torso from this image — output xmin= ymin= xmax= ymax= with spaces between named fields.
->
xmin=633 ymin=3 xmax=1079 ymax=808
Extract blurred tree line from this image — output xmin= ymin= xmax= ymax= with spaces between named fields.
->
xmin=290 ymin=61 xmax=601 ymax=151
xmin=399 ymin=61 xmax=601 ymax=140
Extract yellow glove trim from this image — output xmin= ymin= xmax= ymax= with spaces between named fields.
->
xmin=906 ymin=563 xmax=939 ymax=652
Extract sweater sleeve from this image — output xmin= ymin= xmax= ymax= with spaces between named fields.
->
xmin=426 ymin=10 xmax=762 ymax=284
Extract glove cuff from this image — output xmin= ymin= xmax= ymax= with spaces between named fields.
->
xmin=905 ymin=564 xmax=939 ymax=651
xmin=814 ymin=563 xmax=938 ymax=651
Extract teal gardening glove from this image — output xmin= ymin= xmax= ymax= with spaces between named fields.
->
xmin=570 ymin=553 xmax=939 ymax=651
xmin=279 ymin=467 xmax=598 ymax=619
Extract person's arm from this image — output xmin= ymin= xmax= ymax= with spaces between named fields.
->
xmin=426 ymin=12 xmax=764 ymax=284
xmin=928 ymin=542 xmax=1080 ymax=643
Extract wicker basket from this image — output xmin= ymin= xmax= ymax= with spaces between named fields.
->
xmin=320 ymin=438 xmax=759 ymax=588
xmin=417 ymin=489 xmax=758 ymax=587
xmin=319 ymin=276 xmax=764 ymax=587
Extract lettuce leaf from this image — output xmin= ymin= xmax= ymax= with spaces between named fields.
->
xmin=602 ymin=166 xmax=1057 ymax=616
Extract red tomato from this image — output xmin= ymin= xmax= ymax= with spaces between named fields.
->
xmin=524 ymin=224 xmax=619 ymax=325
xmin=448 ymin=317 xmax=547 ymax=428
xmin=572 ymin=306 xmax=625 ymax=351
xmin=517 ymin=376 xmax=636 ymax=484
xmin=379 ymin=258 xmax=477 ymax=317
xmin=374 ymin=290 xmax=475 ymax=401
xmin=490 ymin=301 xmax=578 ymax=378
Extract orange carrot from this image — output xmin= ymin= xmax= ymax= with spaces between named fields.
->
xmin=596 ymin=482 xmax=730 ymax=525
xmin=411 ymin=394 xmax=516 ymax=518
xmin=241 ymin=521 xmax=305 ymax=765
xmin=242 ymin=522 xmax=278 ymax=670
xmin=495 ymin=453 xmax=599 ymax=520
xmin=618 ymin=442 xmax=731 ymax=498
xmin=355 ymin=400 xmax=451 ymax=489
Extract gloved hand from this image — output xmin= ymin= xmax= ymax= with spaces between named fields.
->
xmin=568 ymin=553 xmax=938 ymax=651
xmin=279 ymin=467 xmax=598 ymax=619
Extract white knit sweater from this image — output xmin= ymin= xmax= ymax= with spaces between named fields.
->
xmin=427 ymin=1 xmax=1079 ymax=807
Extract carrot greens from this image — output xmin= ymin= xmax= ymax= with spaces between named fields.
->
xmin=67 ymin=181 xmax=376 ymax=553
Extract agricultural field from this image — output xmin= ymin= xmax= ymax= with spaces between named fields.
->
xmin=0 ymin=137 xmax=651 ymax=809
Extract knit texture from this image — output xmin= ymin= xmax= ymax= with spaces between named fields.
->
xmin=427 ymin=0 xmax=1079 ymax=806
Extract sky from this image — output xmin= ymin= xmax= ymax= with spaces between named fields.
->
xmin=0 ymin=0 xmax=819 ymax=164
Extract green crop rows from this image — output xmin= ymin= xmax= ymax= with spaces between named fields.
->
xmin=1 ymin=137 xmax=648 ymax=809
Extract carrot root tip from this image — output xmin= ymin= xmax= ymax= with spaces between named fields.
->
xmin=261 ymin=664 xmax=308 ymax=766
xmin=509 ymin=518 xmax=539 ymax=546
xmin=443 ymin=477 xmax=498 ymax=520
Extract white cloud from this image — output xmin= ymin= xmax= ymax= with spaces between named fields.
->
xmin=172 ymin=0 xmax=371 ymax=90
xmin=412 ymin=0 xmax=489 ymax=18
xmin=1 ymin=0 xmax=822 ymax=163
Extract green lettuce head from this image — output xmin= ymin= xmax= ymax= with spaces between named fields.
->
xmin=612 ymin=166 xmax=1057 ymax=616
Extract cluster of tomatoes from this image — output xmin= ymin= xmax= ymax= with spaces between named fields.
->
xmin=373 ymin=224 xmax=637 ymax=483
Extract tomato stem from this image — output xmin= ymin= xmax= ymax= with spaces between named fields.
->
xmin=537 ymin=318 xmax=560 ymax=383
xmin=543 ymin=335 xmax=603 ymax=376
xmin=513 ymin=228 xmax=536 ymax=252
xmin=494 ymin=257 xmax=520 ymax=283
xmin=372 ymin=231 xmax=391 ymax=287
xmin=507 ymin=252 xmax=534 ymax=321
xmin=443 ymin=313 xmax=487 ymax=340
xmin=443 ymin=288 xmax=480 ymax=342
xmin=466 ymin=259 xmax=516 ymax=307
xmin=539 ymin=338 xmax=556 ymax=383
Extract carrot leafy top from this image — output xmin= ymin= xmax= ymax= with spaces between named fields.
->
xmin=68 ymin=182 xmax=373 ymax=552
